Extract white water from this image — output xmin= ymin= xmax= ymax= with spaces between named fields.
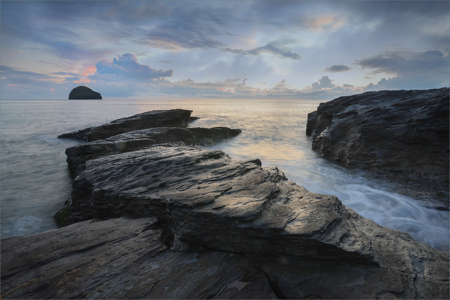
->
xmin=1 ymin=99 xmax=448 ymax=251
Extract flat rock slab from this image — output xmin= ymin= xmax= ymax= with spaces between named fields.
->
xmin=306 ymin=88 xmax=449 ymax=182
xmin=54 ymin=143 xmax=448 ymax=298
xmin=64 ymin=126 xmax=241 ymax=173
xmin=58 ymin=109 xmax=193 ymax=141
xmin=1 ymin=217 xmax=276 ymax=299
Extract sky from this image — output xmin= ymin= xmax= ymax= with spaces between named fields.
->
xmin=0 ymin=0 xmax=449 ymax=100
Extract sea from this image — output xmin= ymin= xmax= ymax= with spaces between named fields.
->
xmin=1 ymin=98 xmax=448 ymax=251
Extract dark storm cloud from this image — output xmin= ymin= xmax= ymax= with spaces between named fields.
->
xmin=325 ymin=64 xmax=351 ymax=73
xmin=94 ymin=53 xmax=173 ymax=81
xmin=224 ymin=37 xmax=301 ymax=60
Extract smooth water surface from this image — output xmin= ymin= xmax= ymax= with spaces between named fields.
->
xmin=1 ymin=99 xmax=448 ymax=251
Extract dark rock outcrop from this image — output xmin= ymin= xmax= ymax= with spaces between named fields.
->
xmin=58 ymin=109 xmax=193 ymax=141
xmin=1 ymin=218 xmax=276 ymax=299
xmin=64 ymin=127 xmax=241 ymax=174
xmin=50 ymin=143 xmax=448 ymax=298
xmin=2 ymin=109 xmax=448 ymax=299
xmin=306 ymin=88 xmax=449 ymax=182
xmin=68 ymin=86 xmax=102 ymax=100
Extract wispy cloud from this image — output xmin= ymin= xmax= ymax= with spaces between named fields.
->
xmin=223 ymin=36 xmax=301 ymax=60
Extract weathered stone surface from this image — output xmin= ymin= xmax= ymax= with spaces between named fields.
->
xmin=52 ymin=143 xmax=448 ymax=298
xmin=306 ymin=88 xmax=449 ymax=182
xmin=64 ymin=126 xmax=241 ymax=173
xmin=1 ymin=217 xmax=276 ymax=299
xmin=68 ymin=86 xmax=102 ymax=100
xmin=58 ymin=109 xmax=192 ymax=141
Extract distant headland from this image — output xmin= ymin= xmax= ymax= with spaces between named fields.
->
xmin=68 ymin=86 xmax=102 ymax=100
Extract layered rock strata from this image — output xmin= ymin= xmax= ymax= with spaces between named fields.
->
xmin=58 ymin=109 xmax=193 ymax=141
xmin=68 ymin=86 xmax=102 ymax=100
xmin=306 ymin=88 xmax=449 ymax=182
xmin=2 ymin=109 xmax=448 ymax=299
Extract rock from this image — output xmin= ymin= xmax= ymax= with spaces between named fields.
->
xmin=52 ymin=142 xmax=448 ymax=298
xmin=68 ymin=86 xmax=102 ymax=100
xmin=63 ymin=127 xmax=241 ymax=174
xmin=58 ymin=109 xmax=193 ymax=141
xmin=1 ymin=217 xmax=276 ymax=299
xmin=306 ymin=88 xmax=449 ymax=182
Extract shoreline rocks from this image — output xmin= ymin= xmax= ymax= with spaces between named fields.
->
xmin=68 ymin=86 xmax=102 ymax=100
xmin=2 ymin=109 xmax=449 ymax=299
xmin=306 ymin=88 xmax=449 ymax=183
xmin=58 ymin=109 xmax=193 ymax=141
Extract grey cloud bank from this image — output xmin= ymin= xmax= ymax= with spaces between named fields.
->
xmin=1 ymin=1 xmax=448 ymax=99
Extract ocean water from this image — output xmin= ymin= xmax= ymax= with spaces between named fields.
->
xmin=1 ymin=99 xmax=448 ymax=251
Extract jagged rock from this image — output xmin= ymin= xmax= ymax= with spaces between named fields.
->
xmin=306 ymin=88 xmax=449 ymax=182
xmin=63 ymin=127 xmax=241 ymax=174
xmin=58 ymin=109 xmax=192 ymax=141
xmin=68 ymin=86 xmax=102 ymax=100
xmin=1 ymin=217 xmax=276 ymax=299
xmin=51 ymin=143 xmax=448 ymax=298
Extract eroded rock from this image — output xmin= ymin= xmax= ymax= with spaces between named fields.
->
xmin=58 ymin=109 xmax=193 ymax=141
xmin=1 ymin=217 xmax=276 ymax=299
xmin=306 ymin=88 xmax=449 ymax=183
xmin=64 ymin=127 xmax=241 ymax=173
xmin=52 ymin=143 xmax=449 ymax=298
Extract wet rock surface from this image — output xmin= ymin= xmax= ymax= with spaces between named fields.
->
xmin=58 ymin=109 xmax=192 ymax=141
xmin=306 ymin=88 xmax=449 ymax=183
xmin=2 ymin=109 xmax=448 ymax=299
xmin=64 ymin=126 xmax=241 ymax=174
xmin=1 ymin=218 xmax=276 ymax=299
xmin=68 ymin=86 xmax=102 ymax=100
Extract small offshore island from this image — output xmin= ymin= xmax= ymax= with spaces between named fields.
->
xmin=1 ymin=88 xmax=449 ymax=299
xmin=68 ymin=86 xmax=102 ymax=100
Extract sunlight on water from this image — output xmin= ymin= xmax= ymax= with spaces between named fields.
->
xmin=1 ymin=99 xmax=448 ymax=252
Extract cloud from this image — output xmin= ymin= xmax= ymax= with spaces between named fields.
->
xmin=311 ymin=76 xmax=335 ymax=90
xmin=356 ymin=50 xmax=450 ymax=90
xmin=94 ymin=53 xmax=173 ymax=81
xmin=224 ymin=36 xmax=301 ymax=60
xmin=325 ymin=64 xmax=351 ymax=73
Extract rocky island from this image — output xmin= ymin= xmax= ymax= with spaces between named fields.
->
xmin=1 ymin=108 xmax=449 ymax=299
xmin=68 ymin=86 xmax=102 ymax=100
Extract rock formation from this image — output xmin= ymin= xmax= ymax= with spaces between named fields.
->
xmin=68 ymin=86 xmax=102 ymax=100
xmin=58 ymin=109 xmax=193 ymax=141
xmin=2 ymin=109 xmax=449 ymax=299
xmin=306 ymin=88 xmax=449 ymax=183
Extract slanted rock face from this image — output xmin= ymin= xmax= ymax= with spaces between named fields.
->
xmin=58 ymin=109 xmax=193 ymax=141
xmin=1 ymin=218 xmax=277 ymax=299
xmin=63 ymin=127 xmax=241 ymax=173
xmin=306 ymin=88 xmax=449 ymax=182
xmin=68 ymin=86 xmax=102 ymax=100
xmin=52 ymin=143 xmax=448 ymax=298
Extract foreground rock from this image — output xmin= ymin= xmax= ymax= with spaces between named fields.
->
xmin=306 ymin=88 xmax=449 ymax=183
xmin=68 ymin=86 xmax=102 ymax=100
xmin=1 ymin=218 xmax=276 ymax=299
xmin=49 ymin=143 xmax=449 ymax=299
xmin=58 ymin=109 xmax=192 ymax=141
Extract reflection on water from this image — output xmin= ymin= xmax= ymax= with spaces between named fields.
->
xmin=1 ymin=99 xmax=448 ymax=251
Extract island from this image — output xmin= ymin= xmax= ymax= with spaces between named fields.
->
xmin=68 ymin=86 xmax=102 ymax=100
